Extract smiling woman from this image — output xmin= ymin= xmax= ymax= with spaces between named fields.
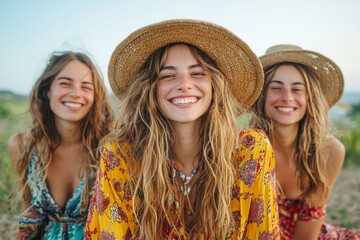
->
xmin=250 ymin=45 xmax=359 ymax=239
xmin=7 ymin=52 xmax=114 ymax=239
xmin=85 ymin=19 xmax=280 ymax=239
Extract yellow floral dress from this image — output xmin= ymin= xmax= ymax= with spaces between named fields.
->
xmin=85 ymin=129 xmax=279 ymax=239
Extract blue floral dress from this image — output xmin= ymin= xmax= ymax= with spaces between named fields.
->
xmin=17 ymin=150 xmax=93 ymax=239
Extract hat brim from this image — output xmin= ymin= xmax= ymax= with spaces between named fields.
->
xmin=260 ymin=50 xmax=344 ymax=107
xmin=108 ymin=19 xmax=264 ymax=110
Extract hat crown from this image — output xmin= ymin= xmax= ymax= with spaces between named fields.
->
xmin=265 ymin=44 xmax=303 ymax=54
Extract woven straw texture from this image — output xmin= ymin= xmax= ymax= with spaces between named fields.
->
xmin=260 ymin=45 xmax=344 ymax=107
xmin=108 ymin=19 xmax=264 ymax=109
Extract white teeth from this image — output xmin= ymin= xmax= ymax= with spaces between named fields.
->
xmin=172 ymin=97 xmax=197 ymax=105
xmin=64 ymin=102 xmax=81 ymax=108
xmin=278 ymin=107 xmax=295 ymax=112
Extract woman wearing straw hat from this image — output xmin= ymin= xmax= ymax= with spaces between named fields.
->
xmin=250 ymin=45 xmax=359 ymax=239
xmin=8 ymin=52 xmax=114 ymax=239
xmin=85 ymin=19 xmax=280 ymax=239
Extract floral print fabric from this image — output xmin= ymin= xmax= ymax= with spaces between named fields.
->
xmin=85 ymin=129 xmax=280 ymax=239
xmin=278 ymin=192 xmax=359 ymax=239
xmin=17 ymin=150 xmax=93 ymax=240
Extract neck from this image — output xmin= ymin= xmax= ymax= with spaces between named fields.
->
xmin=54 ymin=118 xmax=83 ymax=145
xmin=171 ymin=121 xmax=201 ymax=175
xmin=271 ymin=123 xmax=299 ymax=157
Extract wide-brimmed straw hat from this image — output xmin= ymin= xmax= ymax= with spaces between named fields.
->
xmin=108 ymin=19 xmax=264 ymax=109
xmin=259 ymin=44 xmax=344 ymax=107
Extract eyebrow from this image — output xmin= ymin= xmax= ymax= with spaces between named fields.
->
xmin=57 ymin=76 xmax=93 ymax=85
xmin=160 ymin=64 xmax=202 ymax=71
xmin=270 ymin=80 xmax=305 ymax=86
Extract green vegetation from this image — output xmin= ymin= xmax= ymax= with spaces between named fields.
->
xmin=0 ymin=91 xmax=28 ymax=214
xmin=333 ymin=102 xmax=360 ymax=168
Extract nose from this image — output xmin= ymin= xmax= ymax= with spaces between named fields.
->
xmin=281 ymin=88 xmax=293 ymax=102
xmin=176 ymin=73 xmax=192 ymax=92
xmin=70 ymin=84 xmax=81 ymax=98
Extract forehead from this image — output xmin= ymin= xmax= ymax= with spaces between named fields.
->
xmin=164 ymin=44 xmax=199 ymax=64
xmin=57 ymin=60 xmax=93 ymax=80
xmin=272 ymin=64 xmax=305 ymax=84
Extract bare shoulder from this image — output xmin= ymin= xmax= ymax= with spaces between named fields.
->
xmin=324 ymin=136 xmax=345 ymax=184
xmin=325 ymin=136 xmax=345 ymax=169
xmin=8 ymin=132 xmax=25 ymax=169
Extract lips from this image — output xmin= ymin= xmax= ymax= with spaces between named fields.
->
xmin=170 ymin=97 xmax=198 ymax=105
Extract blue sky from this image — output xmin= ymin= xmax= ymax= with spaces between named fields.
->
xmin=1 ymin=0 xmax=359 ymax=95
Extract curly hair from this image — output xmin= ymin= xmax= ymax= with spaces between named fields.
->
xmin=15 ymin=51 xmax=114 ymax=211
xmin=105 ymin=43 xmax=242 ymax=239
xmin=250 ymin=62 xmax=330 ymax=202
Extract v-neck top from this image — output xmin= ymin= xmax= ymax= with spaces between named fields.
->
xmin=17 ymin=150 xmax=93 ymax=239
xmin=85 ymin=128 xmax=280 ymax=239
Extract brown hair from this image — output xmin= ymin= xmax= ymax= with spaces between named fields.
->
xmin=105 ymin=43 xmax=242 ymax=239
xmin=15 ymin=52 xmax=114 ymax=210
xmin=250 ymin=62 xmax=330 ymax=202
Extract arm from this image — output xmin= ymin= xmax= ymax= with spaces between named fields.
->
xmin=242 ymin=130 xmax=280 ymax=239
xmin=293 ymin=136 xmax=345 ymax=240
xmin=8 ymin=133 xmax=46 ymax=239
xmin=85 ymin=141 xmax=135 ymax=240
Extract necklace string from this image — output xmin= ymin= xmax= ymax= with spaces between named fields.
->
xmin=172 ymin=161 xmax=197 ymax=195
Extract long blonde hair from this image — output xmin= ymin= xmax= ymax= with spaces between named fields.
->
xmin=106 ymin=43 xmax=241 ymax=239
xmin=15 ymin=52 xmax=114 ymax=211
xmin=250 ymin=62 xmax=330 ymax=202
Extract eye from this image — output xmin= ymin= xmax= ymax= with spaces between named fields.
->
xmin=82 ymin=86 xmax=93 ymax=91
xmin=159 ymin=74 xmax=175 ymax=80
xmin=59 ymin=81 xmax=70 ymax=86
xmin=292 ymin=87 xmax=305 ymax=92
xmin=192 ymin=72 xmax=206 ymax=77
xmin=270 ymin=86 xmax=281 ymax=91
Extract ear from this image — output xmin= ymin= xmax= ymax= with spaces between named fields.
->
xmin=46 ymin=89 xmax=51 ymax=99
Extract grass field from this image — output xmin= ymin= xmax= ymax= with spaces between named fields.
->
xmin=0 ymin=91 xmax=359 ymax=239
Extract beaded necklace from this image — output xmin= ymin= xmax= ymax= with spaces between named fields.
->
xmin=172 ymin=161 xmax=197 ymax=195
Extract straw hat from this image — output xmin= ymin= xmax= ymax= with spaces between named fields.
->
xmin=108 ymin=19 xmax=264 ymax=109
xmin=259 ymin=44 xmax=344 ymax=107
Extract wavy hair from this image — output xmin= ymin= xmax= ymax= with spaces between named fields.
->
xmin=250 ymin=62 xmax=330 ymax=202
xmin=106 ymin=43 xmax=241 ymax=239
xmin=15 ymin=52 xmax=114 ymax=211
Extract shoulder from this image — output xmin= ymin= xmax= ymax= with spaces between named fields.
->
xmin=324 ymin=136 xmax=345 ymax=181
xmin=102 ymin=140 xmax=136 ymax=159
xmin=100 ymin=140 xmax=136 ymax=170
xmin=233 ymin=128 xmax=275 ymax=181
xmin=8 ymin=132 xmax=25 ymax=169
xmin=8 ymin=132 xmax=24 ymax=151
xmin=237 ymin=128 xmax=271 ymax=150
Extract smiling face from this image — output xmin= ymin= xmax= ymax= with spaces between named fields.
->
xmin=156 ymin=44 xmax=212 ymax=125
xmin=47 ymin=60 xmax=94 ymax=124
xmin=265 ymin=64 xmax=307 ymax=126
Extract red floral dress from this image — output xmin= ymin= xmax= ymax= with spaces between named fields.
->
xmin=84 ymin=129 xmax=280 ymax=239
xmin=278 ymin=193 xmax=359 ymax=239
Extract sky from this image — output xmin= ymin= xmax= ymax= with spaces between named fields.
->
xmin=1 ymin=0 xmax=359 ymax=95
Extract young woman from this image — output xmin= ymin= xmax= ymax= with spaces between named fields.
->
xmin=85 ymin=19 xmax=279 ymax=239
xmin=8 ymin=52 xmax=114 ymax=239
xmin=251 ymin=44 xmax=359 ymax=239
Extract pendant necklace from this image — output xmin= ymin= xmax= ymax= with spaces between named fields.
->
xmin=172 ymin=161 xmax=197 ymax=195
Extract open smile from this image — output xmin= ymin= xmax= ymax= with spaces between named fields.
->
xmin=63 ymin=101 xmax=83 ymax=108
xmin=276 ymin=107 xmax=297 ymax=112
xmin=170 ymin=97 xmax=199 ymax=105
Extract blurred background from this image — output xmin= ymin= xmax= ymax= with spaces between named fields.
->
xmin=0 ymin=0 xmax=359 ymax=238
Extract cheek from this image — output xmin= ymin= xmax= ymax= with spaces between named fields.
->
xmin=156 ymin=82 xmax=169 ymax=112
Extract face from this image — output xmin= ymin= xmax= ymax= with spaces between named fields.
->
xmin=47 ymin=60 xmax=94 ymax=124
xmin=265 ymin=65 xmax=307 ymax=126
xmin=156 ymin=44 xmax=212 ymax=125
